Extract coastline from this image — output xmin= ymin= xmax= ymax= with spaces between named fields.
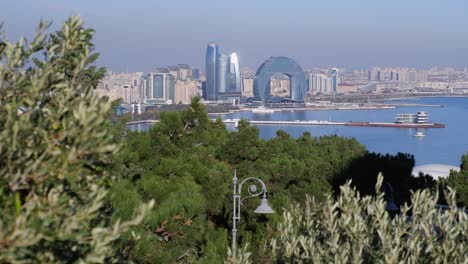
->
xmin=374 ymin=94 xmax=468 ymax=102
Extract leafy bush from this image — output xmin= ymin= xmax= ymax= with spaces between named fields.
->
xmin=225 ymin=244 xmax=252 ymax=264
xmin=0 ymin=17 xmax=151 ymax=263
xmin=272 ymin=174 xmax=468 ymax=263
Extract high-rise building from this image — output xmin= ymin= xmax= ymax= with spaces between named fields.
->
xmin=145 ymin=72 xmax=175 ymax=103
xmin=242 ymin=76 xmax=254 ymax=97
xmin=205 ymin=42 xmax=242 ymax=99
xmin=408 ymin=71 xmax=418 ymax=82
xmin=270 ymin=75 xmax=290 ymax=97
xmin=201 ymin=81 xmax=207 ymax=100
xmin=417 ymin=71 xmax=428 ymax=82
xmin=175 ymin=79 xmax=199 ymax=104
xmin=177 ymin=64 xmax=192 ymax=80
xmin=331 ymin=68 xmax=339 ymax=93
xmin=153 ymin=74 xmax=164 ymax=98
xmin=228 ymin=52 xmax=242 ymax=92
xmin=254 ymin=56 xmax=307 ymax=101
xmin=309 ymin=73 xmax=332 ymax=94
xmin=368 ymin=68 xmax=382 ymax=81
xmin=167 ymin=66 xmax=179 ymax=79
xmin=143 ymin=74 xmax=150 ymax=99
xmin=216 ymin=53 xmax=229 ymax=94
xmin=205 ymin=42 xmax=219 ymax=100
xmin=156 ymin=67 xmax=169 ymax=73
xmin=166 ymin=74 xmax=175 ymax=103
xmin=192 ymin=69 xmax=200 ymax=80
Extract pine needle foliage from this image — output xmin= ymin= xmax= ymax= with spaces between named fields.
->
xmin=111 ymin=98 xmax=232 ymax=263
xmin=271 ymin=174 xmax=468 ymax=263
xmin=447 ymin=154 xmax=468 ymax=207
xmin=0 ymin=17 xmax=152 ymax=263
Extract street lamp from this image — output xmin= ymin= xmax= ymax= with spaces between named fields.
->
xmin=232 ymin=170 xmax=274 ymax=256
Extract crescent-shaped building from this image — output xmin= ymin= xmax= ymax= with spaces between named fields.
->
xmin=253 ymin=57 xmax=307 ymax=102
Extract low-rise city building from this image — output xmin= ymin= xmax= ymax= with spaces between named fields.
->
xmin=336 ymin=84 xmax=358 ymax=94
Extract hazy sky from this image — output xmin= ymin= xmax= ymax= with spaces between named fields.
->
xmin=2 ymin=0 xmax=468 ymax=72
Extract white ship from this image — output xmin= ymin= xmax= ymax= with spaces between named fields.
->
xmin=251 ymin=106 xmax=275 ymax=113
xmin=414 ymin=132 xmax=426 ymax=137
xmin=396 ymin=111 xmax=429 ymax=124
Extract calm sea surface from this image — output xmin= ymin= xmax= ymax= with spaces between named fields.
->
xmin=129 ymin=97 xmax=468 ymax=166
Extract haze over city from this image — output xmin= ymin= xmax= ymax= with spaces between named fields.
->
xmin=3 ymin=0 xmax=468 ymax=72
xmin=2 ymin=0 xmax=468 ymax=263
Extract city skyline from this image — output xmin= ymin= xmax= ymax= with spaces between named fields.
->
xmin=2 ymin=0 xmax=468 ymax=72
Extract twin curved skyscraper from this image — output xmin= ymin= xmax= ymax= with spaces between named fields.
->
xmin=206 ymin=42 xmax=309 ymax=102
xmin=205 ymin=42 xmax=242 ymax=100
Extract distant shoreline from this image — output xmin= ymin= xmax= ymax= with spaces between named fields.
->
xmin=374 ymin=95 xmax=468 ymax=102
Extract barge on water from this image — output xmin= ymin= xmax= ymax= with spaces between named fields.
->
xmin=345 ymin=122 xmax=445 ymax=128
xmin=346 ymin=111 xmax=445 ymax=128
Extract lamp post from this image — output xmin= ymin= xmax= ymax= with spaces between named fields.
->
xmin=232 ymin=170 xmax=275 ymax=257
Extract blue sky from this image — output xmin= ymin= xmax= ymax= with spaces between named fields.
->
xmin=2 ymin=0 xmax=468 ymax=72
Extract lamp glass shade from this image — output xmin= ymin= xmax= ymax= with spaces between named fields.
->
xmin=386 ymin=201 xmax=399 ymax=211
xmin=254 ymin=197 xmax=275 ymax=214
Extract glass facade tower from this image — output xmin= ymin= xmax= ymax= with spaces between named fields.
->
xmin=144 ymin=73 xmax=174 ymax=102
xmin=205 ymin=42 xmax=219 ymax=100
xmin=153 ymin=74 xmax=164 ymax=98
xmin=165 ymin=74 xmax=175 ymax=102
xmin=216 ymin=53 xmax=229 ymax=94
xmin=331 ymin=68 xmax=338 ymax=94
xmin=228 ymin=52 xmax=241 ymax=92
xmin=143 ymin=74 xmax=151 ymax=99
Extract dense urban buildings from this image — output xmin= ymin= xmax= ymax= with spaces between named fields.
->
xmin=96 ymin=65 xmax=201 ymax=107
xmin=95 ymin=63 xmax=468 ymax=109
xmin=95 ymin=57 xmax=468 ymax=109
xmin=95 ymin=72 xmax=144 ymax=103
xmin=309 ymin=73 xmax=332 ymax=95
xmin=94 ymin=40 xmax=468 ymax=107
